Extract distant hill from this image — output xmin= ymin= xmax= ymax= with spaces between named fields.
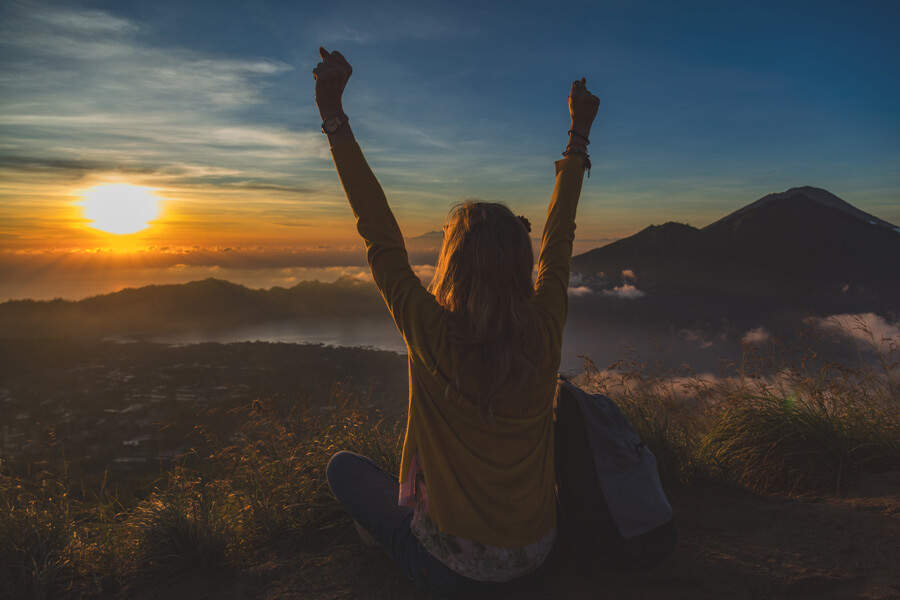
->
xmin=0 ymin=277 xmax=387 ymax=339
xmin=571 ymin=186 xmax=900 ymax=314
xmin=407 ymin=230 xmax=444 ymax=244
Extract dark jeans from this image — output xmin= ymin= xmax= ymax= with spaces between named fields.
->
xmin=325 ymin=451 xmax=549 ymax=596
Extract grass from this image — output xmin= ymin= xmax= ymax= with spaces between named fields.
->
xmin=128 ymin=471 xmax=240 ymax=575
xmin=701 ymin=392 xmax=872 ymax=494
xmin=1 ymin=322 xmax=898 ymax=598
xmin=579 ymin=320 xmax=900 ymax=492
xmin=0 ymin=380 xmax=403 ymax=599
xmin=698 ymin=320 xmax=900 ymax=494
xmin=0 ymin=475 xmax=75 ymax=600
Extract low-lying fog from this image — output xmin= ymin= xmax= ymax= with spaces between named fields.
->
xmin=147 ymin=311 xmax=898 ymax=376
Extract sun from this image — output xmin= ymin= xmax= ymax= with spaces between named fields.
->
xmin=79 ymin=184 xmax=162 ymax=234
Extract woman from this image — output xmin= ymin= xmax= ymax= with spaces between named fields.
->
xmin=314 ymin=47 xmax=598 ymax=595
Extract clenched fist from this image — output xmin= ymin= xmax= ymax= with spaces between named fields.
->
xmin=569 ymin=78 xmax=599 ymax=139
xmin=313 ymin=47 xmax=352 ymax=119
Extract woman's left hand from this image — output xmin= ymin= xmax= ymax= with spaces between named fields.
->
xmin=313 ymin=47 xmax=352 ymax=119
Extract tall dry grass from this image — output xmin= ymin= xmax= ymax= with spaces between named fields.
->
xmin=581 ymin=318 xmax=900 ymax=494
xmin=0 ymin=379 xmax=403 ymax=599
xmin=0 ymin=474 xmax=74 ymax=600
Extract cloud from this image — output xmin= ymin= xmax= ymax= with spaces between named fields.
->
xmin=0 ymin=5 xmax=291 ymax=108
xmin=621 ymin=269 xmax=635 ymax=279
xmin=602 ymin=284 xmax=646 ymax=299
xmin=0 ymin=3 xmax=327 ymax=216
xmin=742 ymin=326 xmax=771 ymax=345
xmin=0 ymin=245 xmax=368 ymax=272
xmin=815 ymin=313 xmax=900 ymax=355
xmin=568 ymin=286 xmax=593 ymax=297
xmin=0 ymin=155 xmax=115 ymax=175
xmin=348 ymin=270 xmax=374 ymax=283
xmin=680 ymin=328 xmax=715 ymax=349
xmin=412 ymin=264 xmax=436 ymax=283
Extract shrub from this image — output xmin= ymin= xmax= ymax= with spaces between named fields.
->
xmin=0 ymin=473 xmax=74 ymax=600
xmin=701 ymin=393 xmax=861 ymax=494
xmin=128 ymin=470 xmax=241 ymax=575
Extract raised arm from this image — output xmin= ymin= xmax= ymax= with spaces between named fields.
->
xmin=533 ymin=79 xmax=600 ymax=342
xmin=313 ymin=48 xmax=444 ymax=354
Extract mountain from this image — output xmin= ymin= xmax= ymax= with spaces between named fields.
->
xmin=705 ymin=186 xmax=899 ymax=232
xmin=0 ymin=277 xmax=387 ymax=339
xmin=408 ymin=230 xmax=444 ymax=244
xmin=571 ymin=186 xmax=900 ymax=313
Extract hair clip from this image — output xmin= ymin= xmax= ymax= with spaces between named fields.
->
xmin=517 ymin=215 xmax=531 ymax=233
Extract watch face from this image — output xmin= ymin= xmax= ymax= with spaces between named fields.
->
xmin=324 ymin=116 xmax=342 ymax=133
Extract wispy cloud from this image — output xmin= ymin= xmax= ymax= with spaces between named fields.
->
xmin=0 ymin=2 xmax=338 ymax=247
xmin=742 ymin=326 xmax=771 ymax=345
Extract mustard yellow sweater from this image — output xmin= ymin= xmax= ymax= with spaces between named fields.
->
xmin=331 ymin=142 xmax=585 ymax=547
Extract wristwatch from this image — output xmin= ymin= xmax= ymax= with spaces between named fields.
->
xmin=321 ymin=114 xmax=347 ymax=134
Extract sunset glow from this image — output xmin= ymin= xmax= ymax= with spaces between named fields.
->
xmin=79 ymin=184 xmax=162 ymax=235
xmin=0 ymin=1 xmax=898 ymax=302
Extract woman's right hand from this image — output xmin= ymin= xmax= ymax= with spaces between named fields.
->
xmin=313 ymin=47 xmax=352 ymax=119
xmin=569 ymin=78 xmax=600 ymax=139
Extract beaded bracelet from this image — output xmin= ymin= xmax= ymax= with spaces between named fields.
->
xmin=562 ymin=147 xmax=592 ymax=177
xmin=568 ymin=130 xmax=590 ymax=145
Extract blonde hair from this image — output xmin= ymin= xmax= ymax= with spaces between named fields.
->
xmin=429 ymin=201 xmax=541 ymax=417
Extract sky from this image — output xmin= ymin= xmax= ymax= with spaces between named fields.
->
xmin=1 ymin=0 xmax=898 ymax=300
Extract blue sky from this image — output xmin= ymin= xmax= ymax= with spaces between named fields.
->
xmin=0 ymin=0 xmax=898 ymax=298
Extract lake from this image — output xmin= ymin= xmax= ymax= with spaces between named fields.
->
xmin=152 ymin=314 xmax=744 ymax=375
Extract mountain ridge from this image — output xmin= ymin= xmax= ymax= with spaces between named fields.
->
xmin=0 ymin=277 xmax=388 ymax=339
xmin=704 ymin=185 xmax=898 ymax=232
xmin=571 ymin=186 xmax=900 ymax=312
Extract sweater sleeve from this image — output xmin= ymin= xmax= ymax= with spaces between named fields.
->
xmin=532 ymin=155 xmax=587 ymax=344
xmin=330 ymin=142 xmax=444 ymax=354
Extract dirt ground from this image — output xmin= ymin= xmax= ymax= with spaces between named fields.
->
xmin=126 ymin=472 xmax=900 ymax=600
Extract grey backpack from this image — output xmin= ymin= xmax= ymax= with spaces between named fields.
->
xmin=554 ymin=379 xmax=676 ymax=570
